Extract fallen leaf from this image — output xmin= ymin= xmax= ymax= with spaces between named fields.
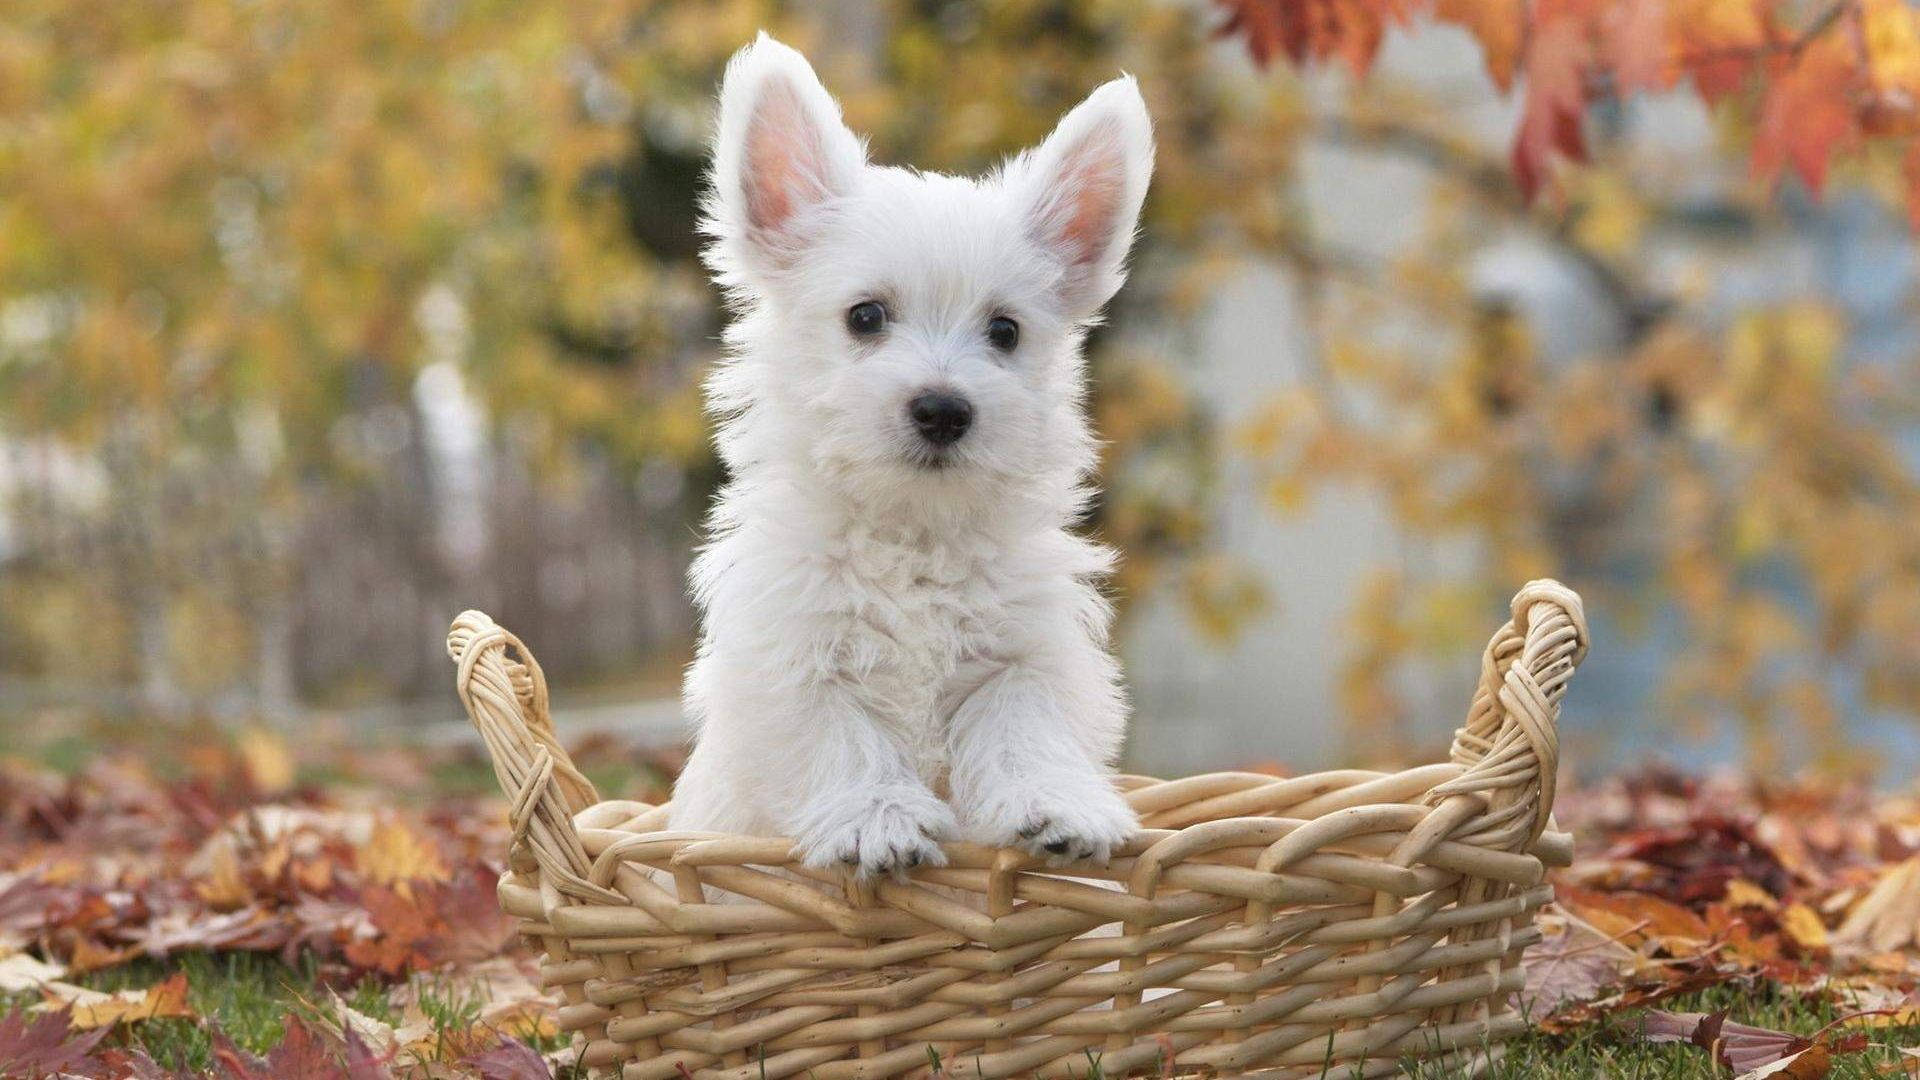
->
xmin=1725 ymin=878 xmax=1780 ymax=910
xmin=1640 ymin=1009 xmax=1861 ymax=1076
xmin=0 ymin=1009 xmax=110 ymax=1077
xmin=1737 ymin=1044 xmax=1830 ymax=1079
xmin=357 ymin=818 xmax=449 ymax=898
xmin=1780 ymin=903 xmax=1830 ymax=953
xmin=0 ymin=951 xmax=67 ymax=993
xmin=65 ymin=937 xmax=134 ymax=974
xmin=466 ymin=1036 xmax=553 ymax=1080
xmin=1558 ymin=886 xmax=1712 ymax=951
xmin=237 ymin=728 xmax=296 ymax=797
xmin=1518 ymin=911 xmax=1640 ymax=1016
xmin=195 ymin=833 xmax=254 ymax=911
xmin=41 ymin=972 xmax=194 ymax=1030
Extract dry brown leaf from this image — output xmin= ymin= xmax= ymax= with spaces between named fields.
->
xmin=41 ymin=973 xmax=194 ymax=1030
xmin=1836 ymin=857 xmax=1920 ymax=953
xmin=1737 ymin=1043 xmax=1830 ymax=1079
xmin=194 ymin=834 xmax=252 ymax=911
xmin=1559 ymin=886 xmax=1713 ymax=951
xmin=1519 ymin=911 xmax=1641 ymax=1017
xmin=0 ymin=952 xmax=67 ymax=994
xmin=64 ymin=938 xmax=133 ymax=975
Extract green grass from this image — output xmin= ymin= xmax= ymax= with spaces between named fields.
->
xmin=2 ymin=952 xmax=337 ymax=1071
xmin=11 ymin=953 xmax=1920 ymax=1077
xmin=0 ymin=950 xmax=580 ymax=1076
xmin=1464 ymin=982 xmax=1920 ymax=1079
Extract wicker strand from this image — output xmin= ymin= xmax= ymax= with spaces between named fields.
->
xmin=448 ymin=611 xmax=624 ymax=905
xmin=1428 ymin=578 xmax=1587 ymax=849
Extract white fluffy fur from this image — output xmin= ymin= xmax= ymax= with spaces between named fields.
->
xmin=672 ymin=33 xmax=1155 ymax=878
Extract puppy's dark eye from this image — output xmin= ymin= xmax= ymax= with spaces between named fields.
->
xmin=987 ymin=315 xmax=1019 ymax=352
xmin=846 ymin=301 xmax=887 ymax=336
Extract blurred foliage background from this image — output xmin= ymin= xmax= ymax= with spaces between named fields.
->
xmin=4 ymin=0 xmax=1919 ymax=779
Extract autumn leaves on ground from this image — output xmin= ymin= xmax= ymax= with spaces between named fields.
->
xmin=6 ymin=736 xmax=1920 ymax=1079
xmin=0 ymin=729 xmax=682 ymax=1080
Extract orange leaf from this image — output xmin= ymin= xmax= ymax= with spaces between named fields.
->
xmin=1752 ymin=36 xmax=1863 ymax=193
xmin=1607 ymin=0 xmax=1677 ymax=94
xmin=1559 ymin=886 xmax=1712 ymax=950
xmin=1436 ymin=0 xmax=1526 ymax=90
xmin=45 ymin=973 xmax=194 ymax=1031
xmin=1672 ymin=0 xmax=1768 ymax=100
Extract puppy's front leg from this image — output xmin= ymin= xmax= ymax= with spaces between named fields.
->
xmin=785 ymin=684 xmax=956 ymax=879
xmin=948 ymin=645 xmax=1136 ymax=865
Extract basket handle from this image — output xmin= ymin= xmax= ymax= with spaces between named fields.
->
xmin=1426 ymin=579 xmax=1588 ymax=850
xmin=447 ymin=611 xmax=624 ymax=904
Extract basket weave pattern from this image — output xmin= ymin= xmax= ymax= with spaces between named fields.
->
xmin=447 ymin=580 xmax=1585 ymax=1079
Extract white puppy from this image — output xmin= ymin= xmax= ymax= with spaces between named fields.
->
xmin=671 ymin=34 xmax=1153 ymax=879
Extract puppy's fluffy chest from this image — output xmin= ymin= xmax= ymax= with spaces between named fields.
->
xmin=819 ymin=522 xmax=1017 ymax=761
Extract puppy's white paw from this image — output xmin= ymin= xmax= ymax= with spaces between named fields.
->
xmin=968 ymin=774 xmax=1137 ymax=866
xmin=793 ymin=788 xmax=956 ymax=880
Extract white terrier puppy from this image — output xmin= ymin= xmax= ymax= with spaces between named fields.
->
xmin=671 ymin=34 xmax=1153 ymax=878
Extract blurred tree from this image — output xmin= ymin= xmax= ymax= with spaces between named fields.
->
xmin=1216 ymin=0 xmax=1920 ymax=766
xmin=0 ymin=0 xmax=1291 ymax=712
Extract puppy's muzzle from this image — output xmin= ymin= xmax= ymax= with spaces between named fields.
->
xmin=908 ymin=392 xmax=972 ymax=447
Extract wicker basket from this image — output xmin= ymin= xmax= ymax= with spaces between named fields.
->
xmin=446 ymin=580 xmax=1585 ymax=1079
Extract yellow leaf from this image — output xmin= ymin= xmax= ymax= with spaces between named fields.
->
xmin=357 ymin=818 xmax=449 ymax=898
xmin=1865 ymin=0 xmax=1920 ymax=97
xmin=1724 ymin=878 xmax=1779 ymax=910
xmin=1571 ymin=174 xmax=1647 ymax=259
xmin=1780 ymin=902 xmax=1830 ymax=952
xmin=237 ymin=727 xmax=295 ymax=796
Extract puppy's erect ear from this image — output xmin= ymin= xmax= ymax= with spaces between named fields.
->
xmin=707 ymin=34 xmax=865 ymax=273
xmin=1013 ymin=76 xmax=1155 ymax=320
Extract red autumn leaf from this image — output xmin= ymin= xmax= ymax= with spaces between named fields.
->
xmin=1901 ymin=140 xmax=1920 ymax=231
xmin=1751 ymin=36 xmax=1863 ymax=194
xmin=215 ymin=1018 xmax=395 ymax=1080
xmin=467 ymin=1036 xmax=554 ymax=1080
xmin=1512 ymin=12 xmax=1593 ymax=198
xmin=0 ymin=1009 xmax=111 ymax=1078
xmin=1215 ymin=0 xmax=1417 ymax=77
xmin=1605 ymin=0 xmax=1676 ymax=94
xmin=91 ymin=1047 xmax=175 ymax=1080
xmin=339 ymin=1027 xmax=394 ymax=1080
xmin=1671 ymin=0 xmax=1771 ymax=101
xmin=1602 ymin=815 xmax=1803 ymax=904
xmin=264 ymin=1016 xmax=342 ymax=1079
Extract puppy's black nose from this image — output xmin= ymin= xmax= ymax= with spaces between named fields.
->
xmin=908 ymin=392 xmax=972 ymax=446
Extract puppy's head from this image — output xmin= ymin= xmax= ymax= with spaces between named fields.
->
xmin=702 ymin=34 xmax=1153 ymax=513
